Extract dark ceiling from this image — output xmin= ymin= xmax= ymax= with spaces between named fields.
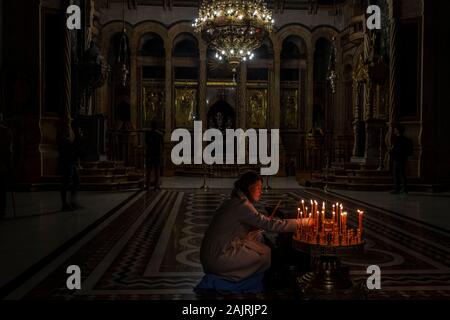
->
xmin=106 ymin=0 xmax=346 ymax=11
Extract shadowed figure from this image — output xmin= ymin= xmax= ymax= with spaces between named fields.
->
xmin=389 ymin=124 xmax=413 ymax=194
xmin=58 ymin=124 xmax=83 ymax=211
xmin=145 ymin=120 xmax=164 ymax=190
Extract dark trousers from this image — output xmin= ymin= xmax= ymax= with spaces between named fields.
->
xmin=145 ymin=157 xmax=161 ymax=188
xmin=60 ymin=164 xmax=80 ymax=205
xmin=393 ymin=160 xmax=407 ymax=192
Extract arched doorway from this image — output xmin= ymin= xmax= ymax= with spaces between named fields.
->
xmin=207 ymin=100 xmax=236 ymax=131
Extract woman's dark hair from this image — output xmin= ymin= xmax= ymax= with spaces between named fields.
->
xmin=234 ymin=171 xmax=263 ymax=201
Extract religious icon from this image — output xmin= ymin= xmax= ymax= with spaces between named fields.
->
xmin=175 ymin=88 xmax=197 ymax=128
xmin=142 ymin=87 xmax=164 ymax=128
xmin=247 ymin=90 xmax=267 ymax=129
xmin=281 ymin=89 xmax=298 ymax=129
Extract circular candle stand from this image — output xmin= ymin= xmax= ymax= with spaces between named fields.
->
xmin=292 ymin=237 xmax=368 ymax=300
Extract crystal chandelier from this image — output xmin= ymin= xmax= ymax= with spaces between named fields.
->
xmin=193 ymin=0 xmax=274 ymax=71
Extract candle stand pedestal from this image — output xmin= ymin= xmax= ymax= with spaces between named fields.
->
xmin=292 ymin=239 xmax=368 ymax=300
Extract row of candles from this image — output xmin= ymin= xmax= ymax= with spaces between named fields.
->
xmin=295 ymin=199 xmax=364 ymax=246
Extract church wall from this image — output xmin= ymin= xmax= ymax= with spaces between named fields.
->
xmin=396 ymin=0 xmax=422 ymax=178
xmin=420 ymin=0 xmax=450 ymax=185
xmin=0 ymin=0 xmax=3 ymax=79
xmin=99 ymin=4 xmax=345 ymax=31
xmin=2 ymin=0 xmax=42 ymax=183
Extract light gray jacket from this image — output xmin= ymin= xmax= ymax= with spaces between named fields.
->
xmin=200 ymin=189 xmax=298 ymax=282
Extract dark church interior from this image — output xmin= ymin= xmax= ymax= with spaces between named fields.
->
xmin=1 ymin=0 xmax=450 ymax=306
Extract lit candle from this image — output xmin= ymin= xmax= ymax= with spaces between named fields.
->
xmin=321 ymin=202 xmax=325 ymax=236
xmin=332 ymin=210 xmax=335 ymax=230
xmin=343 ymin=211 xmax=347 ymax=236
xmin=308 ymin=212 xmax=312 ymax=239
xmin=358 ymin=210 xmax=364 ymax=234
xmin=316 ymin=210 xmax=320 ymax=233
xmin=301 ymin=200 xmax=306 ymax=216
xmin=335 ymin=203 xmax=339 ymax=224
xmin=300 ymin=211 xmax=303 ymax=239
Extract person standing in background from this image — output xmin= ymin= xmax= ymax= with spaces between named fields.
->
xmin=145 ymin=120 xmax=164 ymax=190
xmin=58 ymin=123 xmax=82 ymax=211
xmin=390 ymin=124 xmax=413 ymax=194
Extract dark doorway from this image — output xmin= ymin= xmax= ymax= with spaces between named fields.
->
xmin=207 ymin=100 xmax=236 ymax=131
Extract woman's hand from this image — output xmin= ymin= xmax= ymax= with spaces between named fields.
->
xmin=298 ymin=218 xmax=314 ymax=227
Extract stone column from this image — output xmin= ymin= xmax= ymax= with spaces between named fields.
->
xmin=273 ymin=51 xmax=281 ymax=129
xmin=352 ymin=81 xmax=361 ymax=158
xmin=130 ymin=46 xmax=138 ymax=130
xmin=63 ymin=14 xmax=73 ymax=132
xmin=305 ymin=50 xmax=314 ymax=131
xmin=164 ymin=44 xmax=173 ymax=141
xmin=239 ymin=64 xmax=247 ymax=129
xmin=385 ymin=0 xmax=400 ymax=168
xmin=199 ymin=46 xmax=207 ymax=130
xmin=0 ymin=0 xmax=3 ymax=75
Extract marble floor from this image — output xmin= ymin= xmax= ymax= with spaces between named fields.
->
xmin=1 ymin=177 xmax=449 ymax=300
xmin=331 ymin=189 xmax=450 ymax=232
xmin=0 ymin=191 xmax=136 ymax=288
